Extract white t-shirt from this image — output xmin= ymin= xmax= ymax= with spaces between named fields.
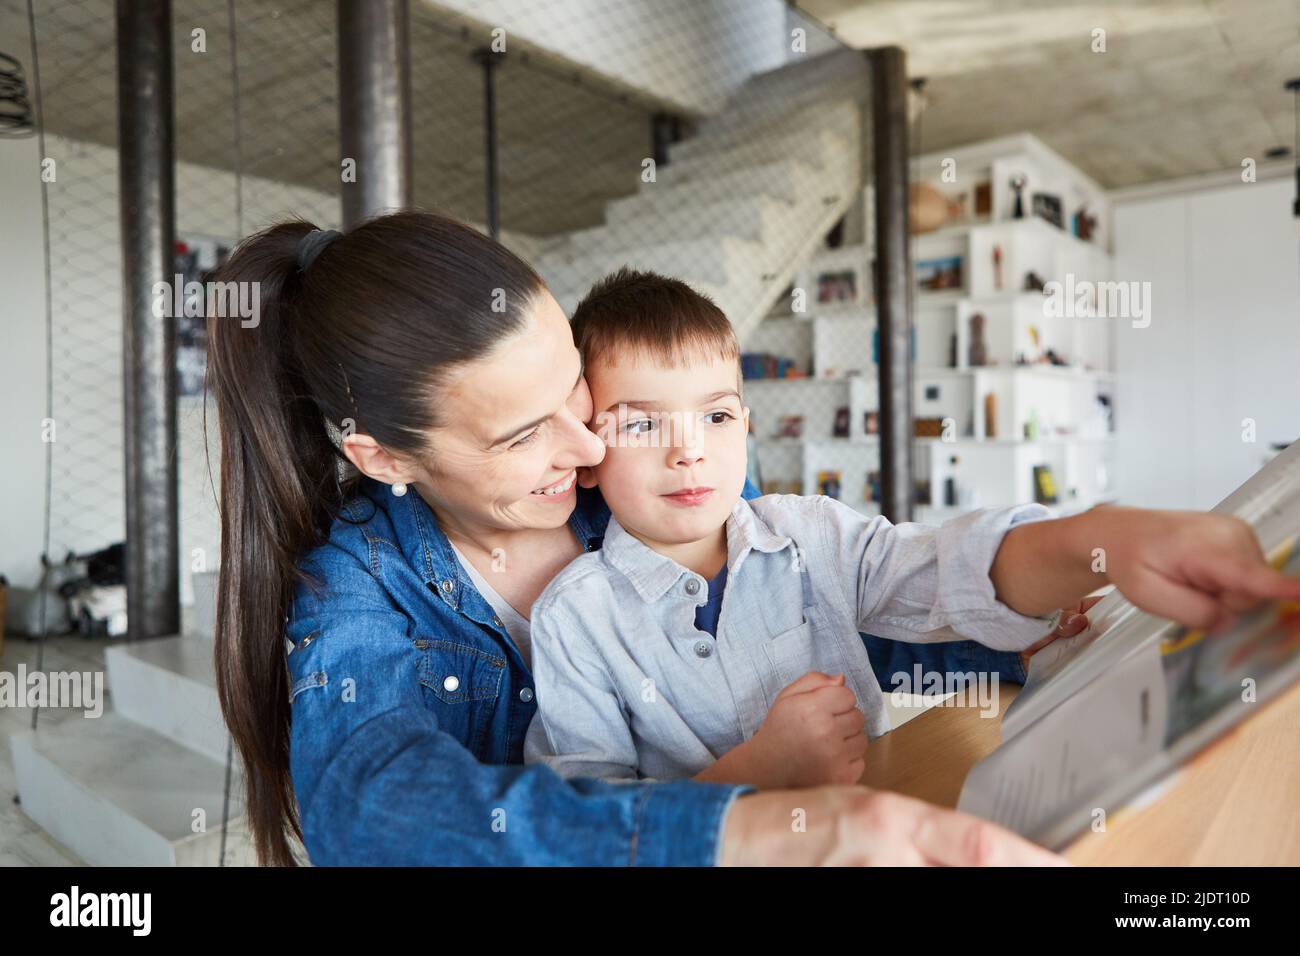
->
xmin=448 ymin=540 xmax=532 ymax=669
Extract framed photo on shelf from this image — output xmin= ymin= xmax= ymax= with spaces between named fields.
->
xmin=915 ymin=255 xmax=964 ymax=292
xmin=795 ymin=245 xmax=872 ymax=316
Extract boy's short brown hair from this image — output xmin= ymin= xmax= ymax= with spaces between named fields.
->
xmin=570 ymin=267 xmax=740 ymax=372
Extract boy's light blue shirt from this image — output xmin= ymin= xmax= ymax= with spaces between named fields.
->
xmin=524 ymin=493 xmax=1054 ymax=782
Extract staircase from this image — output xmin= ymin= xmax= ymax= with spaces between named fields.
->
xmin=9 ymin=572 xmax=258 ymax=866
xmin=537 ymin=48 xmax=871 ymax=345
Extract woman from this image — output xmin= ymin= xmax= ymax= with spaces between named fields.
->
xmin=207 ymin=210 xmax=1073 ymax=866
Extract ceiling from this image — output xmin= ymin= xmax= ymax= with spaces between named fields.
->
xmin=796 ymin=0 xmax=1300 ymax=188
xmin=0 ymin=0 xmax=655 ymax=237
xmin=4 ymin=0 xmax=1296 ymax=234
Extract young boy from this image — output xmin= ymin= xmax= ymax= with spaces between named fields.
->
xmin=523 ymin=268 xmax=1300 ymax=790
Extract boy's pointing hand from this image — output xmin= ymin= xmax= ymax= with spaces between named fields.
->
xmin=1094 ymin=507 xmax=1300 ymax=633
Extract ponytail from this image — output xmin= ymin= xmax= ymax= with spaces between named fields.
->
xmin=206 ymin=211 xmax=543 ymax=865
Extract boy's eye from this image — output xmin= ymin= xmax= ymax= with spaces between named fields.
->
xmin=624 ymin=418 xmax=656 ymax=435
xmin=704 ymin=411 xmax=734 ymax=425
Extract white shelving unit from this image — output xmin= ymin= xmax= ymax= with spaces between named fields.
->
xmin=741 ymin=134 xmax=1117 ymax=522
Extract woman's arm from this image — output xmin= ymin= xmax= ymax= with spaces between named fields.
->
xmin=288 ymin=548 xmax=741 ymax=865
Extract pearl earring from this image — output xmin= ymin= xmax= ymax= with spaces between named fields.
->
xmin=391 ymin=482 xmax=408 ymax=497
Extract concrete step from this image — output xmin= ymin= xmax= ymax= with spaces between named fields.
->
xmin=660 ymin=127 xmax=854 ymax=188
xmin=105 ymin=634 xmax=228 ymax=764
xmin=672 ymin=99 xmax=859 ymax=163
xmin=10 ymin=711 xmax=255 ymax=866
xmin=607 ymin=158 xmax=824 ymax=224
xmin=538 ymin=234 xmax=765 ymax=294
xmin=558 ymin=194 xmax=792 ymax=254
xmin=701 ymin=50 xmax=869 ymax=136
xmin=682 ymin=96 xmax=858 ymax=156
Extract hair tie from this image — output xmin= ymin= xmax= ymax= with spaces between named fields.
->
xmin=296 ymin=228 xmax=341 ymax=274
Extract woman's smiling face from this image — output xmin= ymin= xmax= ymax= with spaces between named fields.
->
xmin=409 ymin=290 xmax=607 ymax=535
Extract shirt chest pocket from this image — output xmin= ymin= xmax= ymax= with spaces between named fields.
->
xmin=760 ymin=605 xmax=857 ymax=699
xmin=762 ymin=618 xmax=816 ymax=689
xmin=416 ymin=639 xmax=505 ymax=756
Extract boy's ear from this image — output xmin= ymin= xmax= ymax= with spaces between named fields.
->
xmin=341 ymin=432 xmax=419 ymax=487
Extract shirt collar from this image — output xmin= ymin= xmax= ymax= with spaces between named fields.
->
xmin=602 ymin=496 xmax=794 ymax=604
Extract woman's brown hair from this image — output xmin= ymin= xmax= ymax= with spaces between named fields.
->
xmin=205 ymin=210 xmax=543 ymax=865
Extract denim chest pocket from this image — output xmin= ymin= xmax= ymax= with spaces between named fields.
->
xmin=416 ymin=639 xmax=505 ymax=755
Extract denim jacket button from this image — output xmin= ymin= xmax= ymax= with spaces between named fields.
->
xmin=443 ymin=675 xmax=460 ymax=692
xmin=693 ymin=640 xmax=712 ymax=658
xmin=684 ymin=578 xmax=701 ymax=596
xmin=492 ymin=615 xmax=503 ymax=627
xmin=519 ymin=687 xmax=534 ymax=703
xmin=440 ymin=579 xmax=454 ymax=593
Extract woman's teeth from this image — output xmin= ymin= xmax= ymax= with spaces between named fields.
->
xmin=532 ymin=471 xmax=575 ymax=496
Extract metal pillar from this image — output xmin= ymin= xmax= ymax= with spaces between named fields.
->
xmin=338 ymin=0 xmax=413 ymax=227
xmin=116 ymin=0 xmax=179 ymax=640
xmin=474 ymin=48 xmax=501 ymax=240
xmin=867 ymin=46 xmax=914 ymax=523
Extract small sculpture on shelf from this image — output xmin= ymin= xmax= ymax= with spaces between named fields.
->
xmin=968 ymin=312 xmax=988 ymax=367
xmin=1024 ymin=271 xmax=1046 ymax=292
xmin=1010 ymin=173 xmax=1028 ymax=219
xmin=984 ymin=392 xmax=998 ymax=438
xmin=992 ymin=244 xmax=1003 ymax=290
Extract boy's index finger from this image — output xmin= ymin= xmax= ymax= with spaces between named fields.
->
xmin=1231 ymin=561 xmax=1300 ymax=601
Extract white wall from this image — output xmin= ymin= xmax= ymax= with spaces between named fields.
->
xmin=1113 ymin=176 xmax=1300 ymax=510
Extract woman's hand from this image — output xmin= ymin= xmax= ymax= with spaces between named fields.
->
xmin=719 ymin=785 xmax=1067 ymax=866
xmin=1017 ymin=594 xmax=1103 ymax=675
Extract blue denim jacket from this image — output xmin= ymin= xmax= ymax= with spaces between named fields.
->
xmin=285 ymin=475 xmax=1027 ymax=866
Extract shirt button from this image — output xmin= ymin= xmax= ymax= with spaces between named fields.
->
xmin=694 ymin=640 xmax=712 ymax=658
xmin=684 ymin=578 xmax=701 ymax=595
xmin=440 ymin=579 xmax=453 ymax=593
xmin=443 ymin=675 xmax=460 ymax=692
xmin=519 ymin=687 xmax=534 ymax=703
xmin=492 ymin=615 xmax=502 ymax=627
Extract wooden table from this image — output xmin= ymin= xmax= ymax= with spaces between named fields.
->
xmin=859 ymin=680 xmax=1300 ymax=864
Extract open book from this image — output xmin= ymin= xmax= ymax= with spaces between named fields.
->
xmin=957 ymin=440 xmax=1300 ymax=849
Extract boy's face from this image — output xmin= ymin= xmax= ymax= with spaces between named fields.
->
xmin=585 ymin=346 xmax=750 ymax=549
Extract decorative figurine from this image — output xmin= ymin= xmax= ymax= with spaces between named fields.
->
xmin=1010 ymin=173 xmax=1028 ymax=219
xmin=968 ymin=312 xmax=988 ymax=367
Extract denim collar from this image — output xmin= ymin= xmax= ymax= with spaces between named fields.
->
xmin=360 ymin=476 xmax=611 ymax=613
xmin=602 ymin=496 xmax=793 ymax=604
